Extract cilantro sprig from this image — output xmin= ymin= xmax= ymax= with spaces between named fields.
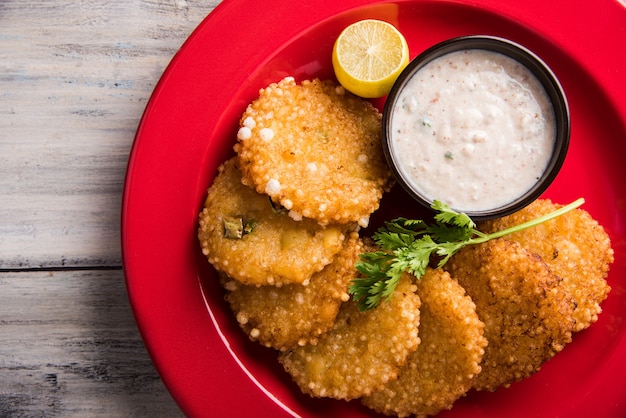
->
xmin=350 ymin=198 xmax=585 ymax=311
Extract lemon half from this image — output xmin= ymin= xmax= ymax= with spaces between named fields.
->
xmin=332 ymin=19 xmax=409 ymax=98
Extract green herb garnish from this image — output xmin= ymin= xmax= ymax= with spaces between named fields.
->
xmin=269 ymin=198 xmax=289 ymax=215
xmin=349 ymin=198 xmax=585 ymax=311
xmin=223 ymin=216 xmax=257 ymax=239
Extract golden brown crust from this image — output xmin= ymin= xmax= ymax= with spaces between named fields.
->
xmin=445 ymin=238 xmax=576 ymax=391
xmin=362 ymin=268 xmax=487 ymax=417
xmin=479 ymin=199 xmax=613 ymax=332
xmin=278 ymin=275 xmax=420 ymax=400
xmin=221 ymin=233 xmax=362 ymax=351
xmin=198 ymin=74 xmax=615 ymax=416
xmin=198 ymin=158 xmax=352 ymax=286
xmin=235 ymin=77 xmax=392 ymax=227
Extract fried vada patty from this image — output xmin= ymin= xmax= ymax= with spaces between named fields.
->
xmin=220 ymin=233 xmax=362 ymax=351
xmin=198 ymin=158 xmax=353 ymax=286
xmin=278 ymin=275 xmax=420 ymax=400
xmin=445 ymin=239 xmax=576 ymax=391
xmin=235 ymin=77 xmax=392 ymax=227
xmin=479 ymin=199 xmax=613 ymax=332
xmin=362 ymin=268 xmax=487 ymax=418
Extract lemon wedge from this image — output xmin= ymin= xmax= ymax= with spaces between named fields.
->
xmin=332 ymin=19 xmax=409 ymax=98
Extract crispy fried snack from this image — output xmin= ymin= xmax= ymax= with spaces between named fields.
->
xmin=362 ymin=268 xmax=487 ymax=417
xmin=198 ymin=158 xmax=352 ymax=286
xmin=235 ymin=77 xmax=392 ymax=227
xmin=220 ymin=233 xmax=362 ymax=351
xmin=479 ymin=199 xmax=613 ymax=332
xmin=278 ymin=275 xmax=420 ymax=400
xmin=445 ymin=238 xmax=576 ymax=391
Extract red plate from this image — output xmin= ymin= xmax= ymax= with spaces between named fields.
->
xmin=122 ymin=0 xmax=626 ymax=416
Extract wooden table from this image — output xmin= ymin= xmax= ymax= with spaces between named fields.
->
xmin=1 ymin=1 xmax=220 ymax=415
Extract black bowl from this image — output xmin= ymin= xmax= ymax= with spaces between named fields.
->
xmin=382 ymin=35 xmax=570 ymax=221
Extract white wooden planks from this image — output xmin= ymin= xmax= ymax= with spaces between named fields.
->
xmin=0 ymin=269 xmax=184 ymax=416
xmin=1 ymin=1 xmax=222 ymax=415
xmin=0 ymin=0 xmax=220 ymax=269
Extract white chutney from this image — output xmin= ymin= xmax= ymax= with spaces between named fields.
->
xmin=390 ymin=49 xmax=556 ymax=212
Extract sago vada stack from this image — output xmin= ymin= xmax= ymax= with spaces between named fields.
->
xmin=362 ymin=268 xmax=487 ymax=417
xmin=234 ymin=76 xmax=392 ymax=227
xmin=197 ymin=75 xmax=615 ymax=417
xmin=197 ymin=158 xmax=353 ymax=287
xmin=479 ymin=199 xmax=613 ymax=332
xmin=278 ymin=275 xmax=421 ymax=400
xmin=445 ymin=238 xmax=577 ymax=391
xmin=220 ymin=233 xmax=362 ymax=351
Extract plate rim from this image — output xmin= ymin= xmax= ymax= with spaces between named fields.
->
xmin=121 ymin=0 xmax=626 ymax=416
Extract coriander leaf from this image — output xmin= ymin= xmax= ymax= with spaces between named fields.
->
xmin=387 ymin=217 xmax=430 ymax=232
xmin=401 ymin=235 xmax=438 ymax=277
xmin=349 ymin=198 xmax=585 ymax=311
xmin=350 ymin=274 xmax=391 ymax=311
xmin=431 ymin=200 xmax=476 ymax=229
xmin=433 ymin=240 xmax=467 ymax=266
xmin=372 ymin=217 xmax=432 ymax=251
xmin=426 ymin=222 xmax=473 ymax=243
xmin=373 ymin=230 xmax=414 ymax=251
xmin=355 ymin=251 xmax=392 ymax=276
xmin=352 ymin=252 xmax=396 ymax=311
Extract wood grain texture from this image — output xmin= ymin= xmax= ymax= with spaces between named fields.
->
xmin=0 ymin=270 xmax=184 ymax=417
xmin=0 ymin=0 xmax=220 ymax=269
xmin=1 ymin=0 xmax=221 ymax=415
